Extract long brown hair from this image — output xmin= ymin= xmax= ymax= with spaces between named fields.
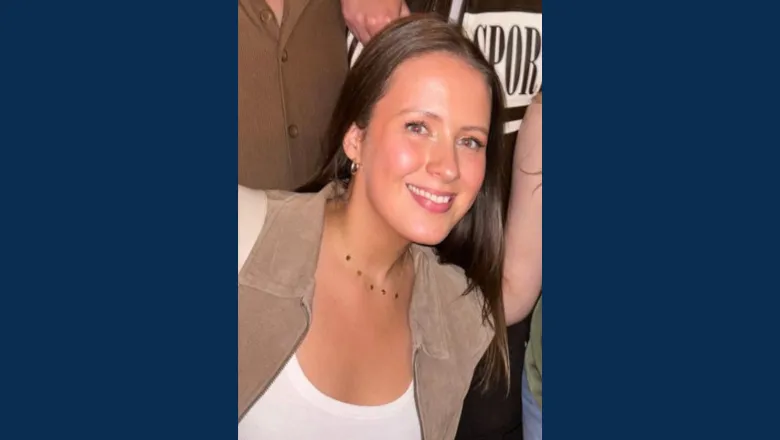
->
xmin=299 ymin=14 xmax=511 ymax=390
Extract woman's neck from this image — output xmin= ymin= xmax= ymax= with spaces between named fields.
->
xmin=325 ymin=195 xmax=411 ymax=285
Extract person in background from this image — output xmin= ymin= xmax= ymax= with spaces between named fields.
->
xmin=238 ymin=16 xmax=539 ymax=440
xmin=344 ymin=1 xmax=542 ymax=438
xmin=523 ymin=295 xmax=542 ymax=440
xmin=341 ymin=0 xmax=411 ymax=44
xmin=239 ymin=0 xmax=349 ymax=190
xmin=512 ymin=91 xmax=542 ymax=440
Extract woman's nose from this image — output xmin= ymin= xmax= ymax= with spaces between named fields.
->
xmin=425 ymin=142 xmax=460 ymax=183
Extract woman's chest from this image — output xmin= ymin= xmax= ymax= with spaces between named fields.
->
xmin=296 ymin=279 xmax=415 ymax=406
xmin=240 ymin=354 xmax=422 ymax=440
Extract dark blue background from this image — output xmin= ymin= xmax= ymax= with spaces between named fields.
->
xmin=1 ymin=0 xmax=779 ymax=438
xmin=1 ymin=0 xmax=236 ymax=437
xmin=546 ymin=1 xmax=780 ymax=438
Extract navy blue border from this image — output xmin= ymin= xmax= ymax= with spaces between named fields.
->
xmin=2 ymin=1 xmax=236 ymax=437
xmin=547 ymin=0 xmax=780 ymax=439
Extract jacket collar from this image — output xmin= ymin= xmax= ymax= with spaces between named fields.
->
xmin=238 ymin=184 xmax=451 ymax=359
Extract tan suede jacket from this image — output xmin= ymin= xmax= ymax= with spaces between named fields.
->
xmin=238 ymin=185 xmax=495 ymax=439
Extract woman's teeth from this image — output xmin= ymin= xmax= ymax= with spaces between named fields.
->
xmin=407 ymin=184 xmax=452 ymax=204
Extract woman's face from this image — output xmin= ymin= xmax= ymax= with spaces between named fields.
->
xmin=346 ymin=52 xmax=491 ymax=245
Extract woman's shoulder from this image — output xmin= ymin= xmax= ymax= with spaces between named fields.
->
xmin=238 ymin=186 xmax=320 ymax=222
xmin=238 ymin=186 xmax=330 ymax=272
xmin=238 ymin=186 xmax=269 ymax=272
xmin=238 ymin=186 xmax=301 ymax=207
xmin=237 ymin=187 xmax=302 ymax=270
xmin=415 ymin=246 xmax=470 ymax=295
xmin=414 ymin=246 xmax=494 ymax=355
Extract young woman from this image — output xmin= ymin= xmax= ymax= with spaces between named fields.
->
xmin=238 ymin=15 xmax=537 ymax=440
xmin=346 ymin=5 xmax=543 ymax=435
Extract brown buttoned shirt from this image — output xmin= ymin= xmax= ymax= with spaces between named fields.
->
xmin=239 ymin=0 xmax=348 ymax=189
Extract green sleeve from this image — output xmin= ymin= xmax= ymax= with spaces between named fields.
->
xmin=524 ymin=296 xmax=542 ymax=408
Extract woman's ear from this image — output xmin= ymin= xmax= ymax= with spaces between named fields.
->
xmin=342 ymin=123 xmax=365 ymax=164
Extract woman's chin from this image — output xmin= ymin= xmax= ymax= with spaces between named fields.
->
xmin=400 ymin=226 xmax=452 ymax=247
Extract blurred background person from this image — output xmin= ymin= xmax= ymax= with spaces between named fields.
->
xmin=239 ymin=0 xmax=349 ymax=190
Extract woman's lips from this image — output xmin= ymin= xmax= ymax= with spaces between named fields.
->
xmin=406 ymin=183 xmax=455 ymax=213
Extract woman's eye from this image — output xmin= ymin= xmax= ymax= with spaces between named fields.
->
xmin=405 ymin=121 xmax=428 ymax=135
xmin=460 ymin=137 xmax=485 ymax=149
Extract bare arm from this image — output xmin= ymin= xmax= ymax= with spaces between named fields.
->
xmin=503 ymin=93 xmax=542 ymax=326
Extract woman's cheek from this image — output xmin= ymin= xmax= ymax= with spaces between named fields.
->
xmin=461 ymin=154 xmax=487 ymax=192
xmin=385 ymin=138 xmax=422 ymax=175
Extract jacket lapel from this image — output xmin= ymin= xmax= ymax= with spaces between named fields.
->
xmin=238 ymin=187 xmax=328 ymax=419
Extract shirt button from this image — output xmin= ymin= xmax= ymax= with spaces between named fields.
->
xmin=259 ymin=9 xmax=272 ymax=22
xmin=287 ymin=124 xmax=299 ymax=138
xmin=281 ymin=49 xmax=288 ymax=62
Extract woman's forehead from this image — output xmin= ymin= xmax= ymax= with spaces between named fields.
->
xmin=377 ymin=53 xmax=492 ymax=122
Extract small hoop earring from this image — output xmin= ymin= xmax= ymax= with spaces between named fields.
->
xmin=350 ymin=161 xmax=360 ymax=175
